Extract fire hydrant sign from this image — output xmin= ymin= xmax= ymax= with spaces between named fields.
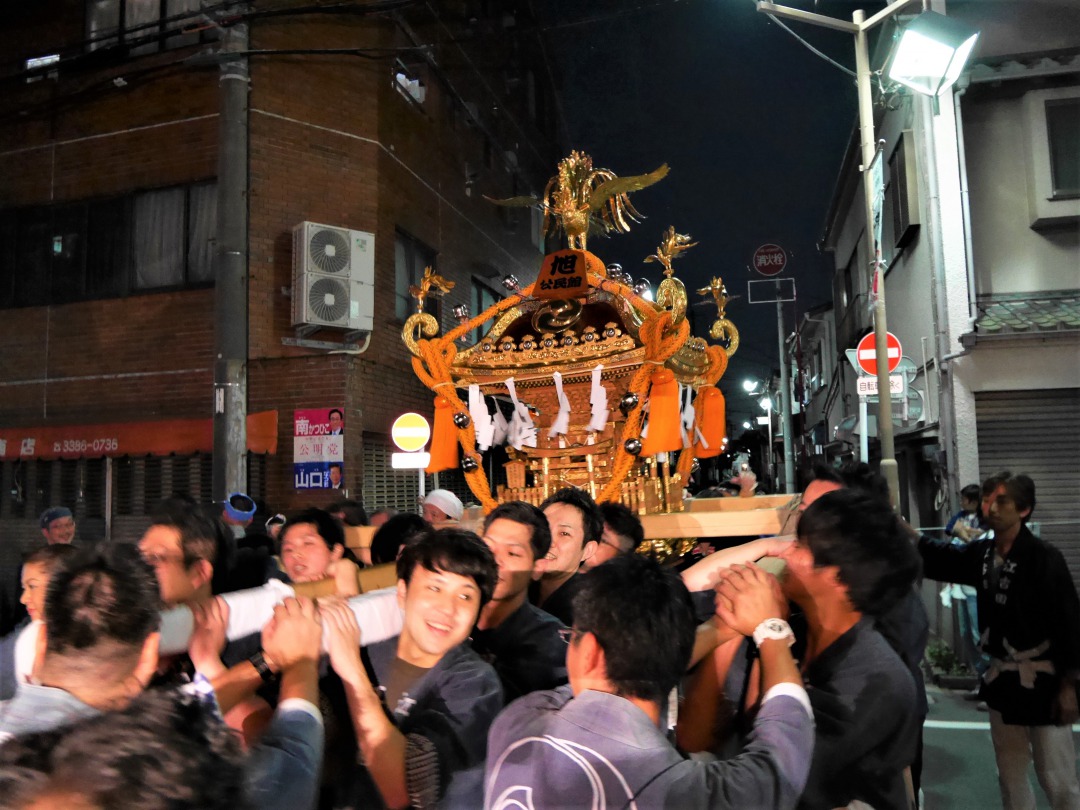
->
xmin=294 ymin=408 xmax=345 ymax=490
xmin=752 ymin=244 xmax=787 ymax=277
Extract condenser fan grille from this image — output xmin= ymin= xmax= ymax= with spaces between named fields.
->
xmin=308 ymin=277 xmax=349 ymax=322
xmin=308 ymin=228 xmax=350 ymax=274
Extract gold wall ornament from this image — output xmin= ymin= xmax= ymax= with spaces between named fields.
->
xmin=531 ymin=298 xmax=583 ymax=333
xmin=710 ymin=318 xmax=741 ymax=356
xmin=409 ymin=266 xmax=455 ymax=313
xmin=486 ymin=151 xmax=668 ymax=251
xmin=654 ymin=277 xmax=688 ymax=327
xmin=402 ymin=311 xmax=441 ymax=357
xmin=697 ymin=277 xmax=740 ymax=357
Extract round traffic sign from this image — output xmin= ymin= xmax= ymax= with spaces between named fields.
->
xmin=752 ymin=244 xmax=787 ymax=277
xmin=856 ymin=331 xmax=902 ymax=376
xmin=391 ymin=412 xmax=431 ymax=452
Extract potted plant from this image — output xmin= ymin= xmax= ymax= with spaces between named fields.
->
xmin=924 ymin=637 xmax=979 ymax=690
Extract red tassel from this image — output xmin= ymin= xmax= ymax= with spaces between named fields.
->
xmin=693 ymin=386 xmax=726 ymax=459
xmin=640 ymin=369 xmax=682 ymax=456
xmin=425 ymin=395 xmax=459 ymax=473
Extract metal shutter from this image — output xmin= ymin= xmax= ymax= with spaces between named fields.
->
xmin=360 ymin=433 xmax=488 ymax=515
xmin=975 ymin=389 xmax=1080 ymax=587
xmin=361 ymin=433 xmax=422 ymax=514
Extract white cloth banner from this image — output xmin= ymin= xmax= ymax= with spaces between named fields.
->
xmin=469 ymin=384 xmax=494 ymax=451
xmin=549 ymin=372 xmax=572 ymax=438
xmin=588 ymin=364 xmax=609 ymax=433
xmin=504 ymin=377 xmax=537 ymax=449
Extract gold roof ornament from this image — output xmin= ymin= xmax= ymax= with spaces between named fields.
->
xmin=409 ymin=266 xmax=455 ymax=314
xmin=696 ymin=277 xmax=740 ymax=357
xmin=487 ymin=150 xmax=669 ymax=252
xmin=403 ymin=153 xmax=739 ymax=543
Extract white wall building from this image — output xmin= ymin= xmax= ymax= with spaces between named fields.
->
xmin=810 ymin=0 xmax=1079 ymax=582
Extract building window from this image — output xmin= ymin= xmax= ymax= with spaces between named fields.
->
xmin=888 ymin=130 xmax=920 ymax=251
xmin=0 ymin=181 xmax=216 ymax=309
xmin=1021 ymin=87 xmax=1080 ymax=227
xmin=85 ymin=0 xmax=216 ymax=55
xmin=392 ymin=59 xmax=427 ymax=107
xmin=394 ymin=230 xmax=437 ymax=321
xmin=1046 ymin=98 xmax=1080 ymax=200
xmin=471 ymin=278 xmax=502 ymax=343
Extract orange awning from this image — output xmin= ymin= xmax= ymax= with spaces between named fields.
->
xmin=0 ymin=411 xmax=278 ymax=461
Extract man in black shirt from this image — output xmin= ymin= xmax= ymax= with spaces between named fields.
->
xmin=529 ymin=488 xmax=604 ymax=626
xmin=473 ymin=501 xmax=568 ymax=700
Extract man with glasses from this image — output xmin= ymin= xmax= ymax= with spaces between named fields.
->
xmin=39 ymin=507 xmax=77 ymax=546
xmin=485 ymin=554 xmax=813 ymax=809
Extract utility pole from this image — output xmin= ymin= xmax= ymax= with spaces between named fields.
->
xmin=211 ymin=3 xmax=250 ymax=503
xmin=777 ymin=300 xmax=795 ymax=494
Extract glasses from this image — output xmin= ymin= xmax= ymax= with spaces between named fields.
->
xmin=557 ymin=627 xmax=586 ymax=645
xmin=140 ymin=550 xmax=188 ymax=568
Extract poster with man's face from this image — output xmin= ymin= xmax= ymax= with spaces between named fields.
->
xmin=294 ymin=408 xmax=345 ymax=489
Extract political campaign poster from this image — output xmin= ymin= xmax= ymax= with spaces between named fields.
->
xmin=294 ymin=408 xmax=345 ymax=489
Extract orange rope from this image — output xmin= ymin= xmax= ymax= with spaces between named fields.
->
xmin=596 ymin=309 xmax=690 ymax=504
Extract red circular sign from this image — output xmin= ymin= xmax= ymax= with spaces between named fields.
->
xmin=856 ymin=331 xmax=902 ymax=376
xmin=752 ymin=244 xmax=787 ymax=277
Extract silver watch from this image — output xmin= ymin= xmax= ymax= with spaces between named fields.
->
xmin=753 ymin=618 xmax=795 ymax=647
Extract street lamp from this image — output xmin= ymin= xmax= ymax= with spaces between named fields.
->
xmin=755 ymin=0 xmax=979 ymax=507
xmin=887 ymin=10 xmax=980 ymax=98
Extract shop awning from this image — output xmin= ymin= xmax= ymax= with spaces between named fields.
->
xmin=0 ymin=411 xmax=278 ymax=461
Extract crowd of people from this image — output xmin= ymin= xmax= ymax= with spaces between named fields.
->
xmin=0 ymin=467 xmax=1076 ymax=809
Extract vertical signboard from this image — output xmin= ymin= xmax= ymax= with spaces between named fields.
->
xmin=294 ymin=408 xmax=345 ymax=489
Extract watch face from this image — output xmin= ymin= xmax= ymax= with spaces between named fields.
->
xmin=766 ymin=620 xmax=785 ymax=634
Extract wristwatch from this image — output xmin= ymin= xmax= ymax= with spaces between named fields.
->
xmin=753 ymin=618 xmax=796 ymax=647
xmin=249 ymin=651 xmax=279 ymax=683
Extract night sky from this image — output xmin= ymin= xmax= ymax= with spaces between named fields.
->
xmin=535 ymin=0 xmax=869 ymax=426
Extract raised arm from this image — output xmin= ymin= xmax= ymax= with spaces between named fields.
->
xmin=322 ymin=598 xmax=409 ymax=809
xmin=681 ymin=537 xmax=793 ymax=592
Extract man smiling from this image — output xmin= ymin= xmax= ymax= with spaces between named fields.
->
xmin=530 ymin=488 xmax=604 ymax=626
xmin=472 ymin=501 xmax=568 ymax=700
xmin=322 ymin=527 xmax=502 ymax=809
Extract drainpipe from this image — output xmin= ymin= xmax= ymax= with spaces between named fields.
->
xmin=953 ymin=77 xmax=978 ymax=330
xmin=918 ymin=92 xmax=962 ymax=507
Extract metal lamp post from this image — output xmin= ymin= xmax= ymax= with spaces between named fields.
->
xmin=755 ymin=0 xmax=979 ymax=507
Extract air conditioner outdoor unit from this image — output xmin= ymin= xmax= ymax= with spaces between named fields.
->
xmin=292 ymin=222 xmax=375 ymax=332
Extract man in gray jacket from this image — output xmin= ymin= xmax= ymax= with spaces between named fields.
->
xmin=485 ymin=554 xmax=814 ymax=809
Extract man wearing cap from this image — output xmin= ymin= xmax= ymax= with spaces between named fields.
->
xmin=39 ymin=507 xmax=76 ymax=546
xmin=422 ymin=489 xmax=464 ymax=526
xmin=222 ymin=492 xmax=257 ymax=540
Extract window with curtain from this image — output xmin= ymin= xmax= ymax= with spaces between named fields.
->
xmin=86 ymin=0 xmax=216 ymax=54
xmin=0 ymin=181 xmax=216 ymax=309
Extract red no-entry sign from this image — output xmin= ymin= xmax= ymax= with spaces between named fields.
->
xmin=856 ymin=331 xmax=902 ymax=376
xmin=752 ymin=244 xmax=787 ymax=277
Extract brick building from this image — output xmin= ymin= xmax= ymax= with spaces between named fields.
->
xmin=0 ymin=1 xmax=562 ymax=542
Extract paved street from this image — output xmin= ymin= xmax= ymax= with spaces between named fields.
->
xmin=922 ymin=684 xmax=1080 ymax=809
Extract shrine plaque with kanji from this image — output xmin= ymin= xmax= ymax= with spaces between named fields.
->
xmin=534 ymin=249 xmax=597 ymax=299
